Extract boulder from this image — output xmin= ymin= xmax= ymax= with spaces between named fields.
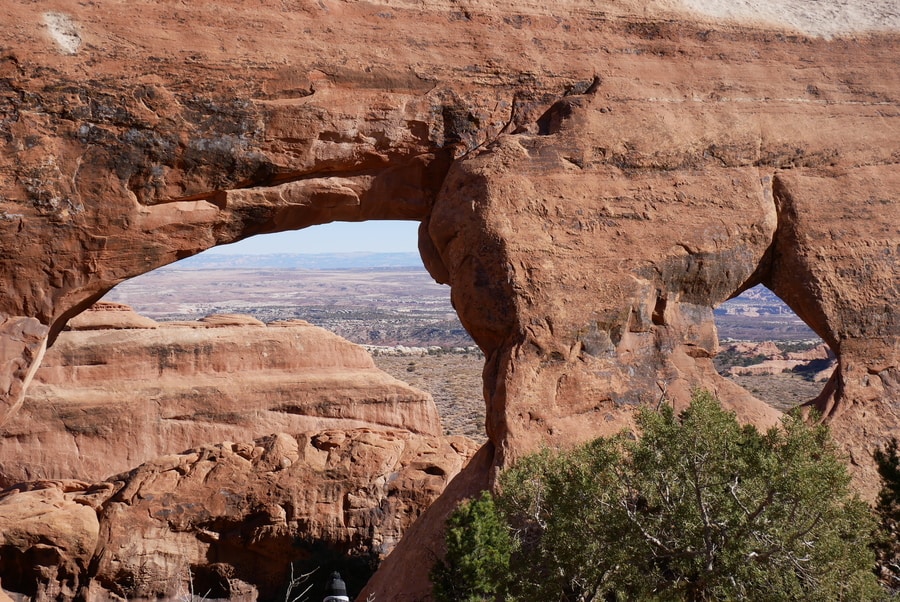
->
xmin=0 ymin=482 xmax=101 ymax=600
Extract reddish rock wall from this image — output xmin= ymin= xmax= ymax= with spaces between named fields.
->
xmin=0 ymin=1 xmax=897 ymax=600
xmin=424 ymin=86 xmax=899 ymax=482
xmin=0 ymin=304 xmax=442 ymax=486
xmin=0 ymin=303 xmax=477 ymax=599
xmin=0 ymin=430 xmax=477 ymax=600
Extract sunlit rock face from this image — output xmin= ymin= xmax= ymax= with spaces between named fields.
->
xmin=0 ymin=304 xmax=443 ymax=487
xmin=0 ymin=430 xmax=478 ymax=600
xmin=0 ymin=1 xmax=897 ymax=600
xmin=0 ymin=304 xmax=476 ymax=600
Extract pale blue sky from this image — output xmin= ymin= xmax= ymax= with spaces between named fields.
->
xmin=205 ymin=220 xmax=421 ymax=255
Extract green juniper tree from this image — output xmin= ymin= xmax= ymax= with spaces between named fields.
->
xmin=431 ymin=492 xmax=514 ymax=602
xmin=875 ymin=438 xmax=900 ymax=593
xmin=434 ymin=390 xmax=884 ymax=602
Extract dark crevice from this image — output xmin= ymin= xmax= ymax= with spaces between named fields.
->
xmin=536 ymin=97 xmax=584 ymax=135
xmin=652 ymin=293 xmax=667 ymax=325
xmin=536 ymin=76 xmax=602 ymax=136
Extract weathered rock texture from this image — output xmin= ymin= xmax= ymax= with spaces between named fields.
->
xmin=0 ymin=480 xmax=99 ymax=600
xmin=0 ymin=303 xmax=474 ymax=599
xmin=0 ymin=430 xmax=477 ymax=600
xmin=0 ymin=1 xmax=897 ymax=600
xmin=727 ymin=342 xmax=835 ymax=379
xmin=0 ymin=303 xmax=441 ymax=486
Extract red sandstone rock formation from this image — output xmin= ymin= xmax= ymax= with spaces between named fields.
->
xmin=0 ymin=480 xmax=99 ymax=600
xmin=0 ymin=1 xmax=896 ymax=600
xmin=0 ymin=304 xmax=474 ymax=599
xmin=727 ymin=341 xmax=784 ymax=359
xmin=726 ymin=342 xmax=836 ymax=377
xmin=787 ymin=343 xmax=833 ymax=363
xmin=66 ymin=301 xmax=159 ymax=330
xmin=0 ymin=430 xmax=477 ymax=600
xmin=0 ymin=305 xmax=441 ymax=486
xmin=729 ymin=359 xmax=805 ymax=376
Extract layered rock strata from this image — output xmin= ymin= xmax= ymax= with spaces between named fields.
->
xmin=0 ymin=303 xmax=476 ymax=599
xmin=727 ymin=343 xmax=835 ymax=379
xmin=0 ymin=303 xmax=441 ymax=486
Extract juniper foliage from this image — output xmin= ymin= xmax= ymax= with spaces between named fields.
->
xmin=875 ymin=438 xmax=900 ymax=593
xmin=431 ymin=492 xmax=514 ymax=602
xmin=434 ymin=391 xmax=884 ymax=602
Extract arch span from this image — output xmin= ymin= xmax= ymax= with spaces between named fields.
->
xmin=0 ymin=142 xmax=456 ymax=427
xmin=362 ymin=94 xmax=899 ymax=602
xmin=0 ymin=4 xmax=898 ymax=599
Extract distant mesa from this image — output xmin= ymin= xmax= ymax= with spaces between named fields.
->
xmin=726 ymin=341 xmax=783 ymax=357
xmin=195 ymin=313 xmax=266 ymax=327
xmin=66 ymin=303 xmax=270 ymax=330
xmin=725 ymin=342 xmax=836 ymax=381
xmin=66 ymin=302 xmax=158 ymax=330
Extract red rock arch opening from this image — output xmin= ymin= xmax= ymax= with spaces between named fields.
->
xmin=102 ymin=222 xmax=487 ymax=440
xmin=1 ymin=222 xmax=487 ymax=485
xmin=0 ymin=4 xmax=896 ymax=600
xmin=0 ymin=222 xmax=488 ymax=600
xmin=714 ymin=283 xmax=834 ymax=412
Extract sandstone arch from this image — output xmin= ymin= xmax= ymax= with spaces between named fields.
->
xmin=766 ymin=170 xmax=900 ymax=482
xmin=0 ymin=1 xmax=898 ymax=599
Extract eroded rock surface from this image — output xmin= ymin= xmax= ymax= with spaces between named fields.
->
xmin=0 ymin=0 xmax=895 ymax=482
xmin=0 ymin=305 xmax=474 ymax=600
xmin=0 ymin=304 xmax=441 ymax=486
xmin=424 ymin=77 xmax=898 ymax=484
xmin=0 ymin=481 xmax=99 ymax=600
xmin=0 ymin=1 xmax=897 ymax=600
xmin=0 ymin=430 xmax=477 ymax=600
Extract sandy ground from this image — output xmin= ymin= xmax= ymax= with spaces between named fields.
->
xmin=373 ymin=351 xmax=825 ymax=442
xmin=372 ymin=351 xmax=488 ymax=442
xmin=666 ymin=0 xmax=900 ymax=38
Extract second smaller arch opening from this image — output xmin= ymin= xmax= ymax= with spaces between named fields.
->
xmin=714 ymin=284 xmax=835 ymax=412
